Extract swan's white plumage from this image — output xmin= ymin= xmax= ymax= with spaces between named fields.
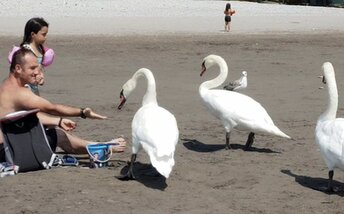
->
xmin=122 ymin=68 xmax=179 ymax=178
xmin=315 ymin=62 xmax=344 ymax=172
xmin=224 ymin=71 xmax=248 ymax=91
xmin=199 ymin=55 xmax=290 ymax=140
xmin=316 ymin=119 xmax=344 ymax=170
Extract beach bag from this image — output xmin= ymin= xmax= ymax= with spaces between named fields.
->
xmin=0 ymin=109 xmax=56 ymax=172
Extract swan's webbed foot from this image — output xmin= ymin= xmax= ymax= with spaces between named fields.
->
xmin=116 ymin=154 xmax=137 ymax=181
xmin=116 ymin=169 xmax=136 ymax=181
xmin=225 ymin=144 xmax=232 ymax=150
xmin=244 ymin=132 xmax=255 ymax=151
xmin=225 ymin=142 xmax=232 ymax=150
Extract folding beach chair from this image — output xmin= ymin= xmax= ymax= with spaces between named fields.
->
xmin=0 ymin=109 xmax=56 ymax=172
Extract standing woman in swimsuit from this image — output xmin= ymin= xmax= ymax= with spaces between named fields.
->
xmin=224 ymin=3 xmax=235 ymax=32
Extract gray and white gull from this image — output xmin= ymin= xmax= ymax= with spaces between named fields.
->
xmin=223 ymin=71 xmax=247 ymax=91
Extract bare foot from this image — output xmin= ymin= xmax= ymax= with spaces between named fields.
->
xmin=109 ymin=136 xmax=128 ymax=153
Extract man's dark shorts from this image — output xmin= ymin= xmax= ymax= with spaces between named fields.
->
xmin=0 ymin=128 xmax=58 ymax=162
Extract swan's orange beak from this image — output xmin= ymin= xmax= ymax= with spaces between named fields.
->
xmin=200 ymin=61 xmax=206 ymax=76
xmin=118 ymin=89 xmax=126 ymax=110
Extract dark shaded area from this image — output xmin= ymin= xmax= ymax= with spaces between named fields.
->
xmin=182 ymin=138 xmax=280 ymax=154
xmin=117 ymin=162 xmax=167 ymax=190
xmin=182 ymin=138 xmax=226 ymax=152
xmin=281 ymin=169 xmax=344 ymax=196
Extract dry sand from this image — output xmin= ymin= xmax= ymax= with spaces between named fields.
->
xmin=0 ymin=33 xmax=344 ymax=213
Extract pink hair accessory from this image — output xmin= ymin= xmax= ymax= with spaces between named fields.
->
xmin=8 ymin=46 xmax=20 ymax=64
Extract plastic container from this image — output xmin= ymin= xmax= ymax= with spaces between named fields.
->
xmin=86 ymin=144 xmax=112 ymax=168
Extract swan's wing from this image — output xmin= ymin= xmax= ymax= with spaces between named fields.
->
xmin=132 ymin=105 xmax=179 ymax=152
xmin=131 ymin=105 xmax=179 ymax=178
xmin=316 ymin=119 xmax=344 ymax=160
xmin=203 ymin=90 xmax=274 ymax=127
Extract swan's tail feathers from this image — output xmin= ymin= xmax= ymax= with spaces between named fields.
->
xmin=271 ymin=126 xmax=291 ymax=139
xmin=149 ymin=151 xmax=175 ymax=178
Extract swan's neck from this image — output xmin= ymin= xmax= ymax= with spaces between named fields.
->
xmin=200 ymin=60 xmax=228 ymax=90
xmin=319 ymin=73 xmax=338 ymax=122
xmin=134 ymin=69 xmax=157 ymax=106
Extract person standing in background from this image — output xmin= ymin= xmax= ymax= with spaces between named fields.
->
xmin=224 ymin=3 xmax=235 ymax=32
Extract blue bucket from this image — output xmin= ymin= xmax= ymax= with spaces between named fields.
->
xmin=86 ymin=144 xmax=112 ymax=168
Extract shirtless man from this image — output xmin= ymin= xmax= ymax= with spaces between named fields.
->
xmin=0 ymin=48 xmax=126 ymax=160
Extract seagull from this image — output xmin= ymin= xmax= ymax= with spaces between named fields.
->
xmin=223 ymin=71 xmax=247 ymax=91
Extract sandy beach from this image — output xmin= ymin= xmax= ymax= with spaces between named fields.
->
xmin=1 ymin=1 xmax=344 ymax=213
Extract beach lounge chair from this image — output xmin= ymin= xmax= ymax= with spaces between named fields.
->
xmin=0 ymin=109 xmax=56 ymax=172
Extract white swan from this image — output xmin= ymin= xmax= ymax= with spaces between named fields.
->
xmin=199 ymin=55 xmax=290 ymax=150
xmin=117 ymin=68 xmax=179 ymax=180
xmin=223 ymin=71 xmax=248 ymax=91
xmin=315 ymin=62 xmax=344 ymax=192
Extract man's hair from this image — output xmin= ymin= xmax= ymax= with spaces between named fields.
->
xmin=9 ymin=48 xmax=35 ymax=73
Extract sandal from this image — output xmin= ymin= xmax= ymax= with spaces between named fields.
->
xmin=54 ymin=155 xmax=79 ymax=167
